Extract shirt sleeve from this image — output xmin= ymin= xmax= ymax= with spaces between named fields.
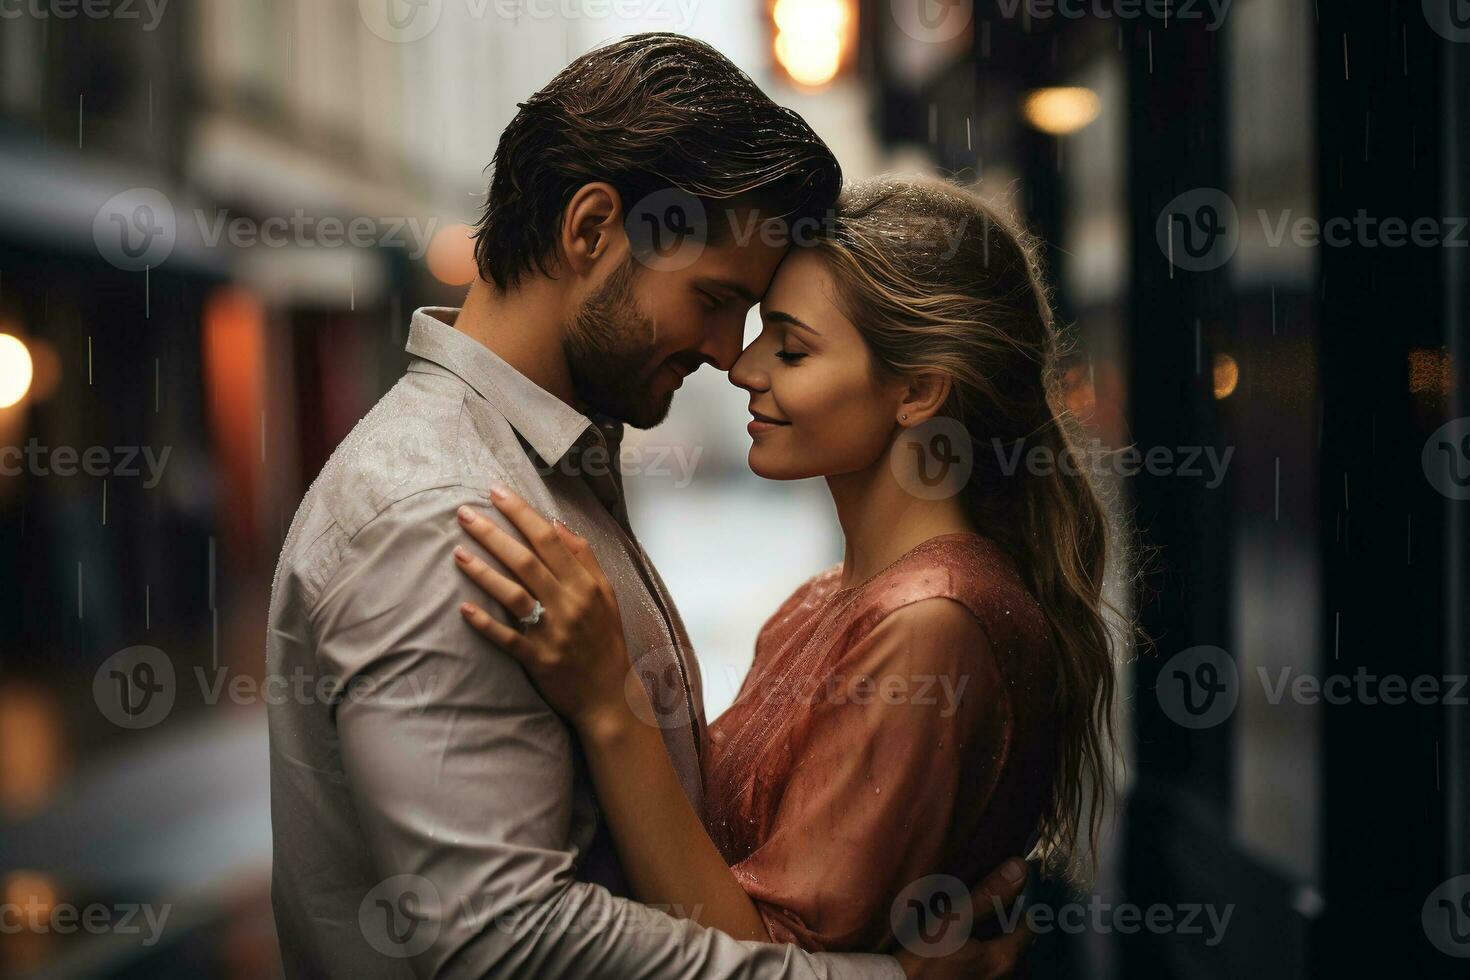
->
xmin=729 ymin=596 xmax=1010 ymax=952
xmin=309 ymin=484 xmax=903 ymax=980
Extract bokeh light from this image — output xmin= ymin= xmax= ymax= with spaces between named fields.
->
xmin=772 ymin=0 xmax=852 ymax=88
xmin=1213 ymin=352 xmax=1240 ymax=399
xmin=0 ymin=682 xmax=66 ymax=820
xmin=0 ymin=333 xmax=34 ymax=409
xmin=1021 ymin=87 xmax=1102 ymax=135
xmin=426 ymin=222 xmax=479 ymax=287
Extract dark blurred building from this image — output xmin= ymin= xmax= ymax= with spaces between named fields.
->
xmin=0 ymin=3 xmax=468 ymax=976
xmin=853 ymin=1 xmax=1468 ymax=977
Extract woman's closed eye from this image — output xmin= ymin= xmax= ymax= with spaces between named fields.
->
xmin=774 ymin=349 xmax=807 ymax=364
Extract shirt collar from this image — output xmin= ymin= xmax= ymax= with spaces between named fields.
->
xmin=405 ymin=307 xmax=613 ymax=466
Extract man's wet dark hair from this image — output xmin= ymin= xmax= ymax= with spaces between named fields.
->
xmin=472 ymin=32 xmax=842 ymax=290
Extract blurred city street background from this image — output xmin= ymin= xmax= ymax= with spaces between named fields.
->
xmin=1 ymin=1 xmax=1467 ymax=977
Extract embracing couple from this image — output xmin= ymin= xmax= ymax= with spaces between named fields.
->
xmin=267 ymin=32 xmax=1118 ymax=980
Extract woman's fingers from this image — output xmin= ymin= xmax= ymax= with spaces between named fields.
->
xmin=453 ymin=544 xmax=543 ymax=621
xmin=456 ymin=504 xmax=559 ymax=599
xmin=969 ymin=858 xmax=1029 ymax=926
xmin=459 ymin=601 xmax=534 ymax=660
xmin=968 ymin=858 xmax=1034 ymax=978
xmin=553 ymin=522 xmax=610 ymax=592
xmin=488 ymin=483 xmax=587 ymax=583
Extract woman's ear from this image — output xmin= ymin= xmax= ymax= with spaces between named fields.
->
xmin=896 ymin=370 xmax=953 ymax=426
xmin=559 ymin=182 xmax=626 ymax=277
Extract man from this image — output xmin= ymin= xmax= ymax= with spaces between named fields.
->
xmin=268 ymin=33 xmax=1031 ymax=979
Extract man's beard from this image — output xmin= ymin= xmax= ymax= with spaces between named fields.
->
xmin=564 ymin=257 xmax=673 ymax=429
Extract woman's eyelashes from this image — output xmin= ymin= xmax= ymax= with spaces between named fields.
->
xmin=770 ymin=327 xmax=811 ymax=364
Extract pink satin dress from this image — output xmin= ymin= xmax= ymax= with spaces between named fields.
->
xmin=703 ymin=532 xmax=1059 ymax=951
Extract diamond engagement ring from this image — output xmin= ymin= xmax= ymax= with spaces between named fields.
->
xmin=519 ymin=601 xmax=545 ymax=628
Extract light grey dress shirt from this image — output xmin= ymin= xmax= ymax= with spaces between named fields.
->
xmin=266 ymin=308 xmax=902 ymax=979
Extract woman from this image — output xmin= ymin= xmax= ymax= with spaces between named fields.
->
xmin=453 ymin=176 xmax=1119 ymax=954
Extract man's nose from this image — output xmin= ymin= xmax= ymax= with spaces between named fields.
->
xmin=700 ymin=319 xmax=746 ymax=373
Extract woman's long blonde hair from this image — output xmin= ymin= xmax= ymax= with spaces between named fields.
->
xmin=813 ymin=175 xmax=1123 ymax=880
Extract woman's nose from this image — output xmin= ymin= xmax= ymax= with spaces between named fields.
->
xmin=729 ymin=343 xmax=769 ymax=392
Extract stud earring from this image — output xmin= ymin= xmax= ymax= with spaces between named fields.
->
xmin=900 ymin=413 xmax=909 ymax=421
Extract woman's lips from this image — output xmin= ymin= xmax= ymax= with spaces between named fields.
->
xmin=747 ymin=412 xmax=790 ymax=437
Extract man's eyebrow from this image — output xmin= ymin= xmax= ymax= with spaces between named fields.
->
xmin=764 ymin=310 xmax=821 ymax=336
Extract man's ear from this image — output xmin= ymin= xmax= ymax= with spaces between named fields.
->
xmin=896 ymin=370 xmax=953 ymax=427
xmin=559 ymin=182 xmax=626 ymax=278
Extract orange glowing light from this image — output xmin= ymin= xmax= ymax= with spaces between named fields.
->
xmin=426 ymin=223 xmax=478 ymax=287
xmin=1021 ymin=87 xmax=1101 ymax=135
xmin=0 ymin=333 xmax=33 ymax=408
xmin=1408 ymin=347 xmax=1452 ymax=397
xmin=1062 ymin=364 xmax=1098 ymax=423
xmin=203 ymin=287 xmax=267 ymax=554
xmin=1213 ymin=353 xmax=1240 ymax=399
xmin=25 ymin=338 xmax=60 ymax=402
xmin=772 ymin=0 xmax=853 ymax=89
xmin=2 ymin=871 xmax=58 ymax=925
xmin=0 ymin=682 xmax=66 ymax=819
